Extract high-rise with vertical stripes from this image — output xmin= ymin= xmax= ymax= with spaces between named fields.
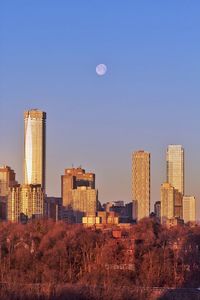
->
xmin=166 ymin=145 xmax=184 ymax=194
xmin=132 ymin=151 xmax=150 ymax=221
xmin=24 ymin=109 xmax=46 ymax=190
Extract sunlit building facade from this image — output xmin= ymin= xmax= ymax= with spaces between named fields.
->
xmin=161 ymin=183 xmax=174 ymax=223
xmin=160 ymin=182 xmax=183 ymax=224
xmin=7 ymin=184 xmax=21 ymax=222
xmin=24 ymin=109 xmax=46 ymax=190
xmin=0 ymin=166 xmax=17 ymax=197
xmin=61 ymin=167 xmax=95 ymax=207
xmin=61 ymin=167 xmax=97 ymax=223
xmin=166 ymin=145 xmax=184 ymax=194
xmin=7 ymin=184 xmax=45 ymax=222
xmin=183 ymin=196 xmax=196 ymax=223
xmin=132 ymin=151 xmax=150 ymax=221
xmin=71 ymin=186 xmax=98 ymax=222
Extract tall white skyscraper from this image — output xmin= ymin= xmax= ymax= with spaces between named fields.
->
xmin=24 ymin=109 xmax=46 ymax=190
xmin=183 ymin=196 xmax=196 ymax=223
xmin=166 ymin=145 xmax=184 ymax=194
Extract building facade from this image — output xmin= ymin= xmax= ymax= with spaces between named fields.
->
xmin=161 ymin=182 xmax=183 ymax=224
xmin=61 ymin=167 xmax=95 ymax=207
xmin=132 ymin=151 xmax=150 ymax=221
xmin=71 ymin=186 xmax=97 ymax=222
xmin=61 ymin=167 xmax=97 ymax=223
xmin=0 ymin=166 xmax=17 ymax=197
xmin=45 ymin=197 xmax=62 ymax=221
xmin=183 ymin=196 xmax=196 ymax=223
xmin=24 ymin=109 xmax=46 ymax=190
xmin=166 ymin=145 xmax=184 ymax=194
xmin=154 ymin=201 xmax=161 ymax=219
xmin=161 ymin=183 xmax=174 ymax=223
xmin=8 ymin=184 xmax=45 ymax=222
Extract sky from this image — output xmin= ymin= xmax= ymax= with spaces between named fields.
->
xmin=0 ymin=1 xmax=200 ymax=217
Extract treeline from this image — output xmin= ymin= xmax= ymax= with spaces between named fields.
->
xmin=0 ymin=219 xmax=200 ymax=299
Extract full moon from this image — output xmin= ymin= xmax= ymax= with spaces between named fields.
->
xmin=96 ymin=64 xmax=107 ymax=76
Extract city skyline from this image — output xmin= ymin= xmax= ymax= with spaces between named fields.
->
xmin=0 ymin=108 xmax=197 ymax=222
xmin=1 ymin=2 xmax=200 ymax=298
xmin=1 ymin=1 xmax=200 ymax=218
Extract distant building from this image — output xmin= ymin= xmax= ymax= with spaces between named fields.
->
xmin=160 ymin=182 xmax=183 ymax=224
xmin=61 ymin=167 xmax=97 ymax=223
xmin=61 ymin=167 xmax=95 ymax=207
xmin=103 ymin=202 xmax=113 ymax=212
xmin=7 ymin=184 xmax=21 ymax=222
xmin=166 ymin=217 xmax=184 ymax=228
xmin=103 ymin=201 xmax=134 ymax=223
xmin=183 ymin=196 xmax=196 ymax=223
xmin=132 ymin=151 xmax=150 ymax=220
xmin=154 ymin=201 xmax=161 ymax=219
xmin=71 ymin=186 xmax=97 ymax=223
xmin=109 ymin=201 xmax=125 ymax=215
xmin=166 ymin=145 xmax=184 ymax=194
xmin=0 ymin=166 xmax=18 ymax=197
xmin=125 ymin=202 xmax=134 ymax=221
xmin=45 ymin=197 xmax=62 ymax=221
xmin=82 ymin=211 xmax=119 ymax=227
xmin=0 ymin=197 xmax=7 ymax=220
xmin=8 ymin=184 xmax=45 ymax=222
xmin=24 ymin=109 xmax=46 ymax=190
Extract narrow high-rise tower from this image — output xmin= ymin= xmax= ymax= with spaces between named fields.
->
xmin=24 ymin=109 xmax=46 ymax=190
xmin=183 ymin=196 xmax=196 ymax=223
xmin=166 ymin=145 xmax=184 ymax=194
xmin=132 ymin=151 xmax=150 ymax=221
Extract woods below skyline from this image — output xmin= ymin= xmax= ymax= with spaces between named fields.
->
xmin=0 ymin=219 xmax=200 ymax=299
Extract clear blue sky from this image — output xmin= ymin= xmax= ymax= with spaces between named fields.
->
xmin=0 ymin=1 xmax=200 ymax=216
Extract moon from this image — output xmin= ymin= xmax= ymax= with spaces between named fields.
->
xmin=96 ymin=64 xmax=107 ymax=76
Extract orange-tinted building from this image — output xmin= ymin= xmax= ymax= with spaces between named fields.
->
xmin=61 ymin=167 xmax=95 ymax=207
xmin=0 ymin=166 xmax=18 ymax=197
xmin=132 ymin=151 xmax=150 ymax=221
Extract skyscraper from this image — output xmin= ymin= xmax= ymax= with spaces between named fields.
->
xmin=183 ymin=196 xmax=196 ymax=223
xmin=132 ymin=151 xmax=150 ymax=221
xmin=166 ymin=145 xmax=184 ymax=194
xmin=24 ymin=109 xmax=46 ymax=190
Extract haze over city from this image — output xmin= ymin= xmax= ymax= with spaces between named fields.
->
xmin=1 ymin=1 xmax=200 ymax=217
